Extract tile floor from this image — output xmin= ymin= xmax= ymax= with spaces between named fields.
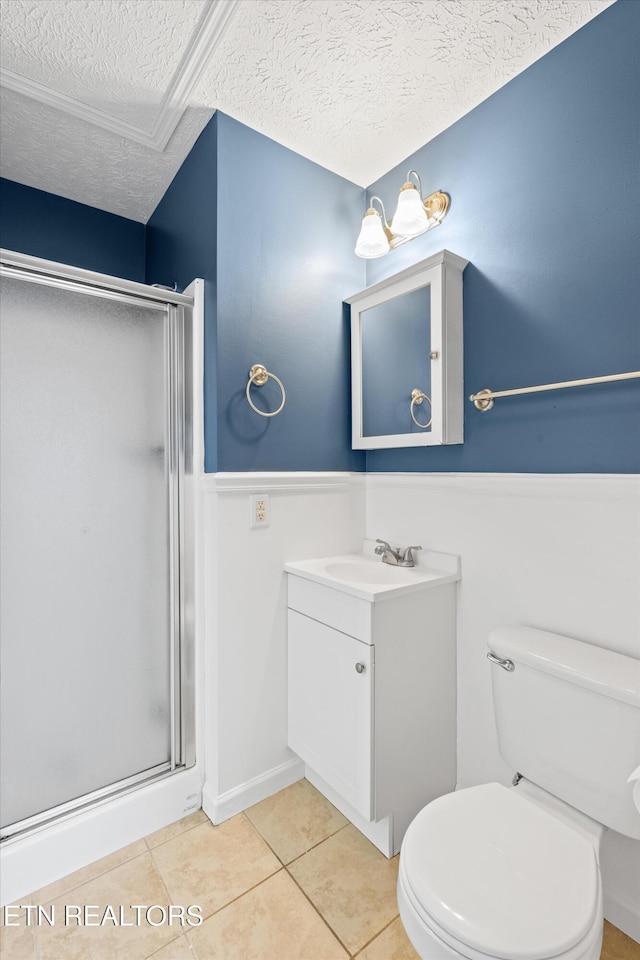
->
xmin=1 ymin=779 xmax=639 ymax=960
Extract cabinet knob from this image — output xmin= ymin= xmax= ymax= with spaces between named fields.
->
xmin=355 ymin=662 xmax=365 ymax=674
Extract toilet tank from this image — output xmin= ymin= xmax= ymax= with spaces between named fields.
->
xmin=488 ymin=626 xmax=640 ymax=839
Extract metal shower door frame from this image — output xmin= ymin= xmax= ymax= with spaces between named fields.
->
xmin=0 ymin=249 xmax=196 ymax=842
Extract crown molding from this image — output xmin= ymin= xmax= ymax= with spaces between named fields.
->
xmin=150 ymin=0 xmax=237 ymax=150
xmin=0 ymin=67 xmax=160 ymax=148
xmin=0 ymin=0 xmax=237 ymax=153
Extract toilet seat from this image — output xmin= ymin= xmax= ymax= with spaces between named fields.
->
xmin=400 ymin=783 xmax=601 ymax=960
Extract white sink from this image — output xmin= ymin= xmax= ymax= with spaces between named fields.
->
xmin=285 ymin=547 xmax=460 ymax=601
xmin=323 ymin=559 xmax=421 ymax=585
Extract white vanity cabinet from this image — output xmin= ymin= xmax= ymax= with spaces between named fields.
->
xmin=286 ymin=552 xmax=459 ymax=857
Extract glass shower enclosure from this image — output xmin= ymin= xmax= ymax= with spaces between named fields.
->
xmin=0 ymin=252 xmax=196 ymax=840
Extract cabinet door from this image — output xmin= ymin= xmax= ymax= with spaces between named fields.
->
xmin=288 ymin=610 xmax=374 ymax=820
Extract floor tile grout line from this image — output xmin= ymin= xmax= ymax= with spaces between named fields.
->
xmin=20 ymin=816 xmax=203 ymax=909
xmin=283 ymin=823 xmax=403 ymax=959
xmin=144 ymin=814 xmax=208 ymax=852
xmin=181 ymin=865 xmax=286 ymax=928
xmin=29 ymin=908 xmax=42 ymax=960
xmin=33 ymin=848 xmax=183 ymax=960
xmin=238 ymin=802 xmax=396 ymax=957
xmin=148 ymin=810 xmax=309 ymax=931
xmin=145 ymin=829 xmax=272 ymax=953
xmin=144 ymin=930 xmax=190 ymax=960
xmin=242 ymin=780 xmax=350 ymax=863
xmin=29 ymin=843 xmax=150 ymax=907
xmin=177 ymin=928 xmax=200 ymax=960
xmin=239 ymin=812 xmax=288 ymax=868
xmin=245 ymin=814 xmax=349 ymax=867
xmin=288 ymin=821 xmax=351 ymax=865
xmin=144 ymin=796 xmax=354 ymax=939
xmin=146 ymin=843 xmax=184 ymax=931
xmin=147 ymin=806 xmax=355 ymax=948
xmin=19 ymin=919 xmax=30 ymax=960
xmin=146 ymin=813 xmax=285 ymax=940
xmin=283 ymin=862 xmax=353 ymax=958
xmin=350 ymin=912 xmax=401 ymax=958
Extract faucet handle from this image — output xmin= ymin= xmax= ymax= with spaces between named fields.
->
xmin=375 ymin=538 xmax=392 ymax=554
xmin=402 ymin=545 xmax=422 ymax=563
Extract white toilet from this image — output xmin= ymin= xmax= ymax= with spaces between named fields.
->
xmin=397 ymin=625 xmax=640 ymax=960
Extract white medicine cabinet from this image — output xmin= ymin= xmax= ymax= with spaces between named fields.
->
xmin=346 ymin=249 xmax=468 ymax=450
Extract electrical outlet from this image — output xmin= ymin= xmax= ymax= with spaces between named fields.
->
xmin=249 ymin=493 xmax=270 ymax=528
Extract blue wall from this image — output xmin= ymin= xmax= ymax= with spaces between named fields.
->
xmin=147 ymin=112 xmax=365 ymax=472
xmin=0 ymin=178 xmax=145 ymax=282
xmin=215 ymin=114 xmax=365 ymax=471
xmin=145 ymin=116 xmax=219 ymax=472
xmin=364 ymin=0 xmax=639 ymax=472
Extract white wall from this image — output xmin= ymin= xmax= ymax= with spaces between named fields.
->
xmin=366 ymin=472 xmax=640 ymax=939
xmin=202 ymin=473 xmax=365 ymax=822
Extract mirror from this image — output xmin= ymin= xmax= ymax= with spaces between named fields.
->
xmin=347 ymin=249 xmax=468 ymax=449
xmin=361 ymin=286 xmax=431 ymax=438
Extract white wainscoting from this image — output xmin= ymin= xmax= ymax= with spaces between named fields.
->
xmin=201 ymin=472 xmax=365 ymax=824
xmin=365 ymin=472 xmax=640 ymax=940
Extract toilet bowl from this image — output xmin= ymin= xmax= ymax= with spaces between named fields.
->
xmin=397 ymin=782 xmax=604 ymax=960
xmin=397 ymin=626 xmax=640 ymax=960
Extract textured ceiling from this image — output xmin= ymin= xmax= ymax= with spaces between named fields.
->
xmin=1 ymin=1 xmax=206 ymax=126
xmin=0 ymin=0 xmax=614 ymax=222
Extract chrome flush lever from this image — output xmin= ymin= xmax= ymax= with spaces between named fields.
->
xmin=487 ymin=651 xmax=515 ymax=672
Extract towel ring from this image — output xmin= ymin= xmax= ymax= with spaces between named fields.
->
xmin=246 ymin=364 xmax=286 ymax=417
xmin=410 ymin=388 xmax=432 ymax=429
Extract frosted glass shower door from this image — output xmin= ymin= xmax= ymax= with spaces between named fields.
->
xmin=0 ymin=272 xmax=188 ymax=833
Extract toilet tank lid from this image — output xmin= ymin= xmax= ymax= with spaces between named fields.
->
xmin=489 ymin=626 xmax=640 ymax=708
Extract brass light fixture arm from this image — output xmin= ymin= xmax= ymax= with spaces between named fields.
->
xmin=368 ymin=195 xmax=396 ymax=245
xmin=406 ymin=169 xmax=423 ymax=194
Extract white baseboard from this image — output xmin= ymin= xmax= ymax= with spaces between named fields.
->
xmin=604 ymin=890 xmax=640 ymax=944
xmin=203 ymin=758 xmax=304 ymax=825
xmin=0 ymin=766 xmax=203 ymax=907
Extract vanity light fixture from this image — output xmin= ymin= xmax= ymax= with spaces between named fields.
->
xmin=354 ymin=197 xmax=392 ymax=259
xmin=354 ymin=170 xmax=450 ymax=259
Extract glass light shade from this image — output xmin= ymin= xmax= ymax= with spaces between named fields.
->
xmin=354 ymin=210 xmax=390 ymax=259
xmin=390 ymin=185 xmax=429 ymax=238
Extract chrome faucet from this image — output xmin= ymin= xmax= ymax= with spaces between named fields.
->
xmin=375 ymin=539 xmax=422 ymax=567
